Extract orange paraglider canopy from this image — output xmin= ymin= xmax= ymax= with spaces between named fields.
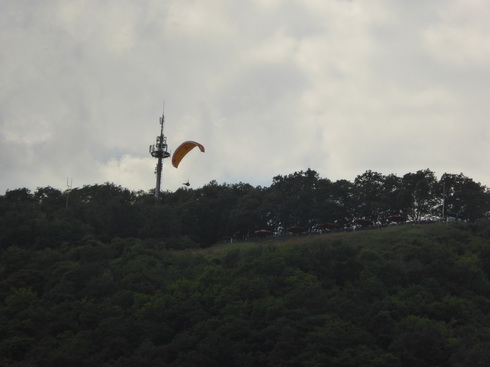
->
xmin=287 ymin=226 xmax=305 ymax=234
xmin=354 ymin=219 xmax=373 ymax=226
xmin=172 ymin=141 xmax=205 ymax=168
xmin=318 ymin=222 xmax=340 ymax=230
xmin=254 ymin=229 xmax=273 ymax=237
xmin=387 ymin=215 xmax=406 ymax=223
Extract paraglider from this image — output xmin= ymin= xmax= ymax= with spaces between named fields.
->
xmin=149 ymin=106 xmax=206 ymax=201
xmin=286 ymin=226 xmax=305 ymax=234
xmin=387 ymin=215 xmax=406 ymax=223
xmin=254 ymin=229 xmax=273 ymax=238
xmin=354 ymin=219 xmax=374 ymax=227
xmin=172 ymin=140 xmax=205 ymax=168
xmin=318 ymin=222 xmax=340 ymax=230
xmin=316 ymin=222 xmax=340 ymax=233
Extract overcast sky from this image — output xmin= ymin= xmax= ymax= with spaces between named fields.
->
xmin=1 ymin=0 xmax=489 ymax=194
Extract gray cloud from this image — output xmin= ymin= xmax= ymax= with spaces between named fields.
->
xmin=1 ymin=0 xmax=489 ymax=194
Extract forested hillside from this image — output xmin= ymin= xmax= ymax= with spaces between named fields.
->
xmin=2 ymin=220 xmax=490 ymax=366
xmin=1 ymin=169 xmax=489 ymax=249
xmin=1 ymin=168 xmax=490 ymax=366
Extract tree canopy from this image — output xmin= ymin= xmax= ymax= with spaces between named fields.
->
xmin=1 ymin=169 xmax=490 ymax=365
xmin=1 ymin=169 xmax=488 ymax=248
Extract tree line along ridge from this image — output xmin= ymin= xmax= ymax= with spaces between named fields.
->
xmin=1 ymin=168 xmax=488 ymax=249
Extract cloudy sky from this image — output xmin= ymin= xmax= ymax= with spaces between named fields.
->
xmin=1 ymin=0 xmax=489 ymax=194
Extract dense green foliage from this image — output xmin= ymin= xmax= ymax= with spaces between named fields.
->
xmin=1 ymin=169 xmax=488 ymax=249
xmin=2 ymin=221 xmax=490 ymax=366
xmin=1 ymin=169 xmax=490 ymax=365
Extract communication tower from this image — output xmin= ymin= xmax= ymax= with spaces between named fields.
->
xmin=65 ymin=178 xmax=73 ymax=209
xmin=149 ymin=111 xmax=170 ymax=200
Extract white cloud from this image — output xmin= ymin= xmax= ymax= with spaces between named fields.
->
xmin=422 ymin=0 xmax=490 ymax=69
xmin=1 ymin=0 xmax=490 ymax=194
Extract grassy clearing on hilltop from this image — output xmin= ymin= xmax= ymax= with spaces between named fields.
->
xmin=187 ymin=221 xmax=459 ymax=257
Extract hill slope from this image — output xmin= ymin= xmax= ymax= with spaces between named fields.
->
xmin=2 ymin=220 xmax=490 ymax=366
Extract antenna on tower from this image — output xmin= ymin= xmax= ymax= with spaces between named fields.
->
xmin=149 ymin=103 xmax=171 ymax=200
xmin=65 ymin=177 xmax=73 ymax=209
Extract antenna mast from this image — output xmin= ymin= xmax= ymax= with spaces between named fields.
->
xmin=65 ymin=178 xmax=73 ymax=209
xmin=149 ymin=107 xmax=170 ymax=200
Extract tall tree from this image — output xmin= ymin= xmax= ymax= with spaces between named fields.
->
xmin=0 ymin=188 xmax=40 ymax=247
xmin=267 ymin=169 xmax=321 ymax=232
xmin=229 ymin=185 xmax=268 ymax=239
xmin=353 ymin=170 xmax=384 ymax=222
xmin=401 ymin=169 xmax=439 ymax=221
xmin=441 ymin=173 xmax=490 ymax=221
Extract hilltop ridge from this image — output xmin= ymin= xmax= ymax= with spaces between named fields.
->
xmin=2 ymin=168 xmax=489 ymax=249
xmin=2 ymin=220 xmax=490 ymax=365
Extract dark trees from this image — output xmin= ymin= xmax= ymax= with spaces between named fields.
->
xmin=268 ymin=169 xmax=322 ymax=232
xmin=1 ymin=169 xmax=489 ymax=249
xmin=3 ymin=221 xmax=490 ymax=365
xmin=441 ymin=173 xmax=490 ymax=221
xmin=400 ymin=169 xmax=440 ymax=221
